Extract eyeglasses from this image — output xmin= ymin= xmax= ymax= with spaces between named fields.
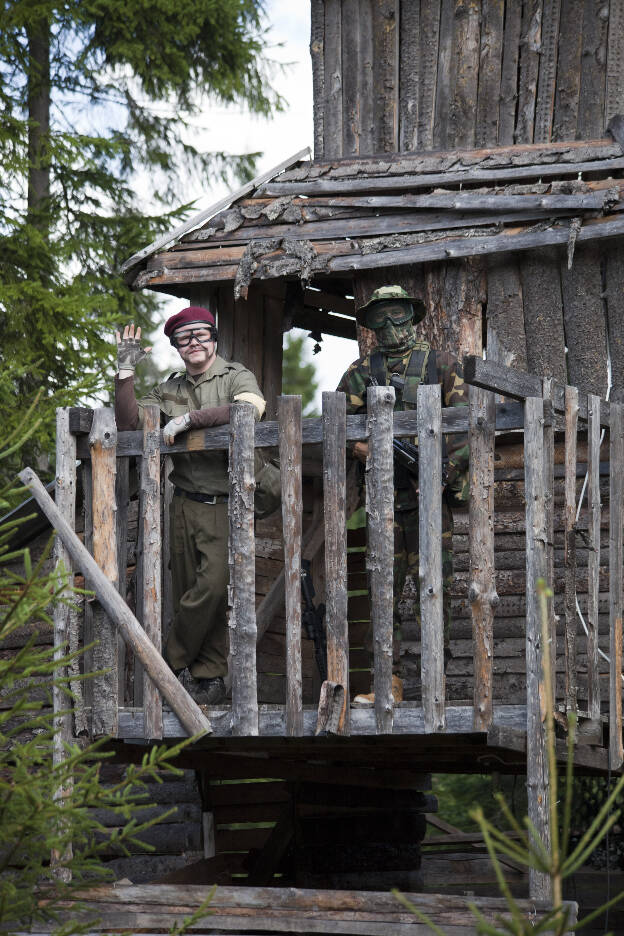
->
xmin=364 ymin=301 xmax=413 ymax=330
xmin=172 ymin=328 xmax=215 ymax=348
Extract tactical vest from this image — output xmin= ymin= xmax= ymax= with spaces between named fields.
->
xmin=369 ymin=342 xmax=435 ymax=410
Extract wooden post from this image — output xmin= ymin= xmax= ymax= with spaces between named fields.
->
xmin=564 ymin=386 xmax=579 ymax=714
xmin=229 ymin=403 xmax=258 ymax=736
xmin=366 ymin=385 xmax=395 ymax=734
xmin=278 ymin=395 xmax=303 ymax=737
xmin=469 ymin=387 xmax=497 ymax=731
xmin=141 ymin=406 xmax=162 ymax=740
xmin=89 ymin=408 xmax=118 ymax=737
xmin=18 ymin=468 xmax=212 ymax=737
xmin=542 ymin=377 xmax=556 ymax=701
xmin=52 ymin=408 xmax=76 ymax=880
xmin=609 ymin=402 xmax=624 ymax=770
xmin=322 ymin=391 xmax=349 ymax=733
xmin=524 ymin=396 xmax=551 ymax=902
xmin=587 ymin=394 xmax=601 ymax=721
xmin=418 ymin=383 xmax=445 ymax=733
xmin=115 ymin=455 xmax=130 ymax=705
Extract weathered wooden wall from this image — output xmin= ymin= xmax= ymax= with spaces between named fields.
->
xmin=311 ymin=0 xmax=622 ymax=394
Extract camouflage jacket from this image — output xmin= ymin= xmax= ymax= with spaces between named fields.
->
xmin=336 ymin=342 xmax=470 ymax=505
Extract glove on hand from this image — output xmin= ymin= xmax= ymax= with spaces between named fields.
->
xmin=163 ymin=413 xmax=191 ymax=445
xmin=117 ymin=337 xmax=150 ymax=373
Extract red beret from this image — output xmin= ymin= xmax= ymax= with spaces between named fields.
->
xmin=164 ymin=306 xmax=216 ymax=338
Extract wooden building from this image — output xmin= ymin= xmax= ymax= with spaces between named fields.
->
xmin=14 ymin=2 xmax=624 ymax=932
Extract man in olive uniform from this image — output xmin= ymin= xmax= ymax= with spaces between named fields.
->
xmin=114 ymin=306 xmax=265 ymax=704
xmin=336 ymin=286 xmax=469 ymax=705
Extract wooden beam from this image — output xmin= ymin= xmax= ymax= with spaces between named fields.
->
xmin=587 ymin=394 xmax=602 ymax=720
xmin=564 ymin=386 xmax=579 ymax=713
xmin=18 ymin=467 xmax=212 ymax=737
xmin=609 ymin=402 xmax=624 ymax=770
xmin=141 ymin=405 xmax=162 ymax=740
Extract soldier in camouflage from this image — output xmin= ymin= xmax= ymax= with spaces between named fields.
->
xmin=336 ymin=285 xmax=469 ymax=705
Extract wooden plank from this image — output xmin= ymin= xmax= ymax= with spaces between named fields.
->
xmin=141 ymin=405 xmax=162 ymax=740
xmin=89 ymin=408 xmax=119 ymax=737
xmin=82 ymin=461 xmax=94 ymax=718
xmin=560 ymin=246 xmax=608 ymax=397
xmin=323 ymin=0 xmax=343 ymax=159
xmin=476 ymin=0 xmax=505 ymax=147
xmin=418 ymin=383 xmax=445 ymax=733
xmin=372 ymin=0 xmax=399 ymax=152
xmin=520 ymin=249 xmax=567 ymax=387
xmin=323 ymin=392 xmax=349 ymax=733
xmin=564 ymin=386 xmax=579 ymax=713
xmin=310 ymin=0 xmax=325 ymax=158
xmin=515 ymin=0 xmax=542 ymax=143
xmin=52 ymin=408 xmax=76 ymax=879
xmin=587 ymin=394 xmax=601 ymax=719
xmin=534 ymin=0 xmax=561 ymax=143
xmin=278 ymin=396 xmax=303 ymax=737
xmin=449 ymin=0 xmax=481 ymax=149
xmin=609 ymin=402 xmax=624 ymax=770
xmin=261 ymin=294 xmax=284 ymax=420
xmin=486 ymin=259 xmax=527 ymax=371
xmin=433 ymin=0 xmax=454 ymax=150
xmin=366 ymin=385 xmax=395 ymax=734
xmin=577 ymin=0 xmax=609 ymax=140
xmin=498 ymin=0 xmax=523 ymax=144
xmin=552 ymin=0 xmax=584 ymax=140
xmin=398 ymin=0 xmax=419 ymax=150
xmin=605 ymin=0 xmax=624 ymax=125
xmin=417 ymin=0 xmax=441 ymax=149
xmin=229 ymin=403 xmax=258 ymax=736
xmin=216 ymin=285 xmax=234 ymax=361
xmin=341 ymin=0 xmax=361 ymax=156
xmin=523 ymin=395 xmax=551 ymax=902
xmin=19 ymin=468 xmax=212 ymax=738
xmin=115 ymin=455 xmax=130 ymax=705
xmin=605 ymin=244 xmax=624 ymax=403
xmin=359 ymin=0 xmax=375 ymax=154
xmin=542 ymin=378 xmax=556 ymax=700
xmin=469 ymin=387 xmax=497 ymax=731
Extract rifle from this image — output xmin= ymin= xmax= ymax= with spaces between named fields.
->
xmin=301 ymin=558 xmax=327 ymax=682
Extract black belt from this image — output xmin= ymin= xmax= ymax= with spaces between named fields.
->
xmin=174 ymin=487 xmax=228 ymax=505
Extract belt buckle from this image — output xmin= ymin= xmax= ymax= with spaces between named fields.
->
xmin=204 ymin=494 xmax=217 ymax=505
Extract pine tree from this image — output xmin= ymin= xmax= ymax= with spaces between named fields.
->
xmin=0 ymin=0 xmax=281 ymax=484
xmin=282 ymin=333 xmax=320 ymax=416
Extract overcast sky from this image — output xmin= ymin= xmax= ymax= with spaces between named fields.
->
xmin=150 ymin=0 xmax=356 ymax=404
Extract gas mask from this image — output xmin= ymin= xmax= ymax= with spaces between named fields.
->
xmin=364 ymin=300 xmax=417 ymax=353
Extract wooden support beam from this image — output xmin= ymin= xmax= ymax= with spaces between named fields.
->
xmin=564 ymin=386 xmax=579 ymax=713
xmin=418 ymin=383 xmax=445 ymax=733
xmin=542 ymin=378 xmax=556 ymax=700
xmin=229 ymin=403 xmax=258 ymax=737
xmin=587 ymin=394 xmax=602 ymax=720
xmin=609 ymin=402 xmax=624 ymax=770
xmin=366 ymin=385 xmax=395 ymax=734
xmin=469 ymin=388 xmax=497 ymax=731
xmin=18 ymin=467 xmax=212 ymax=738
xmin=323 ymin=391 xmax=349 ymax=733
xmin=141 ymin=405 xmax=162 ymax=740
xmin=89 ymin=408 xmax=118 ymax=737
xmin=524 ymin=396 xmax=552 ymax=902
xmin=115 ymin=455 xmax=130 ymax=706
xmin=278 ymin=395 xmax=303 ymax=737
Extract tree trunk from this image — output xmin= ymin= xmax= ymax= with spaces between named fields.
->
xmin=27 ymin=14 xmax=51 ymax=226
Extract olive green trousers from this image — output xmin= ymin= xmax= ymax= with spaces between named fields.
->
xmin=164 ymin=496 xmax=229 ymax=679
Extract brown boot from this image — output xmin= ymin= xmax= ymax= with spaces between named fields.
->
xmin=353 ymin=675 xmax=403 ymax=706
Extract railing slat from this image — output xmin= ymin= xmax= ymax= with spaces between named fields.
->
xmin=609 ymin=402 xmax=624 ymax=770
xmin=52 ymin=407 xmax=77 ymax=879
xmin=115 ymin=455 xmax=130 ymax=706
xmin=524 ymin=396 xmax=551 ymax=902
xmin=469 ymin=387 xmax=497 ymax=731
xmin=542 ymin=378 xmax=556 ymax=701
xmin=229 ymin=403 xmax=258 ymax=736
xmin=366 ymin=385 xmax=395 ymax=734
xmin=587 ymin=393 xmax=601 ymax=720
xmin=418 ymin=383 xmax=445 ymax=733
xmin=564 ymin=385 xmax=579 ymax=713
xmin=322 ymin=391 xmax=349 ymax=734
xmin=89 ymin=407 xmax=118 ymax=737
xmin=142 ymin=405 xmax=162 ymax=740
xmin=279 ymin=395 xmax=303 ymax=737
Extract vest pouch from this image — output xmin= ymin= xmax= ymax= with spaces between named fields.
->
xmin=254 ymin=449 xmax=282 ymax=520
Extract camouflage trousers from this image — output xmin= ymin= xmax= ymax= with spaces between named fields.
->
xmin=366 ymin=496 xmax=454 ymax=671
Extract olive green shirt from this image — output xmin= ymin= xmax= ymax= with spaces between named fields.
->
xmin=138 ymin=355 xmax=264 ymax=495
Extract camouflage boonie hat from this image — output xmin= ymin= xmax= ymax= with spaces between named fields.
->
xmin=357 ymin=285 xmax=427 ymax=323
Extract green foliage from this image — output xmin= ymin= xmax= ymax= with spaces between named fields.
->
xmin=0 ymin=0 xmax=281 ymax=486
xmin=0 ymin=428 xmax=200 ymax=931
xmin=395 ymin=580 xmax=624 ymax=934
xmin=282 ymin=332 xmax=320 ymax=416
xmin=432 ymin=774 xmax=527 ymax=835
